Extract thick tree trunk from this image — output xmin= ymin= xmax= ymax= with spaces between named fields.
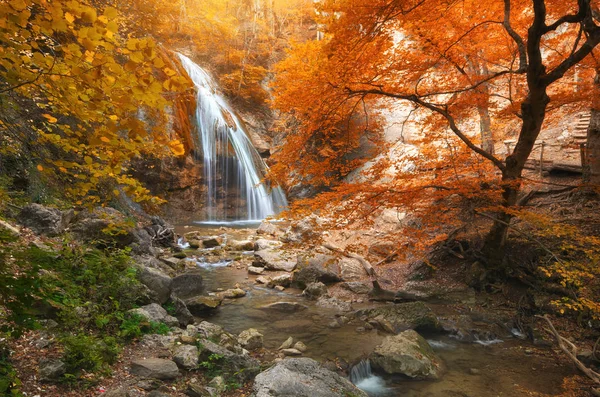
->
xmin=478 ymin=101 xmax=494 ymax=155
xmin=586 ymin=73 xmax=600 ymax=186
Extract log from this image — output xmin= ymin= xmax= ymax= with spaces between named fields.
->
xmin=524 ymin=159 xmax=583 ymax=174
xmin=0 ymin=219 xmax=20 ymax=236
xmin=322 ymin=243 xmax=376 ymax=276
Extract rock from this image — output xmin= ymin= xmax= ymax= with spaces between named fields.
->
xmin=259 ymin=302 xmax=308 ymax=313
xmin=185 ymin=296 xmax=223 ymax=314
xmin=354 ymin=301 xmax=441 ymax=333
xmin=302 ymin=282 xmax=329 ymax=300
xmin=248 ymin=266 xmax=265 ymax=275
xmin=169 ymin=294 xmax=195 ymax=327
xmin=281 ymin=217 xmax=321 ymax=243
xmin=130 ymin=358 xmax=180 ymax=380
xmin=293 ymin=254 xmax=341 ymax=288
xmin=172 ymin=270 xmax=205 ymax=299
xmin=196 ymin=321 xmax=227 ymax=340
xmin=0 ymin=220 xmax=20 ymax=237
xmin=38 ymin=359 xmax=66 ymax=382
xmin=293 ymin=341 xmax=307 ymax=352
xmin=208 ymin=376 xmax=226 ymax=394
xmin=173 ymin=344 xmax=199 ymax=370
xmin=469 ymin=368 xmax=480 ymax=375
xmin=138 ymin=266 xmax=173 ymax=304
xmin=228 ymin=240 xmax=254 ymax=251
xmin=254 ymin=238 xmax=283 ymax=251
xmin=19 ymin=204 xmax=66 ymax=236
xmin=238 ymin=328 xmax=263 ymax=351
xmin=198 ymin=340 xmax=260 ymax=381
xmin=370 ymin=330 xmax=445 ymax=380
xmin=218 ymin=288 xmax=246 ymax=299
xmin=282 ymin=348 xmax=303 ymax=356
xmin=173 ymin=252 xmax=187 ymax=259
xmin=252 ymin=358 xmax=368 ymax=397
xmin=341 ymin=282 xmax=371 ymax=294
xmin=141 ymin=334 xmax=179 ymax=349
xmin=315 ymin=296 xmax=352 ymax=312
xmin=145 ymin=216 xmax=176 ymax=248
xmin=339 ymin=257 xmax=365 ymax=281
xmin=128 ymin=303 xmax=178 ymax=327
xmin=274 ymin=286 xmax=285 ymax=292
xmin=257 ymin=221 xmax=280 ymax=235
xmin=254 ymin=250 xmax=297 ymax=272
xmin=103 ymin=387 xmax=131 ymax=397
xmin=268 ymin=274 xmax=292 ymax=288
xmin=256 ymin=276 xmax=271 ymax=284
xmin=278 ymin=337 xmax=294 ymax=350
xmin=202 ymin=237 xmax=222 ymax=248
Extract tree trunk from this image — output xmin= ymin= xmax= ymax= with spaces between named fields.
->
xmin=587 ymin=108 xmax=600 ymax=186
xmin=478 ymin=99 xmax=494 ymax=155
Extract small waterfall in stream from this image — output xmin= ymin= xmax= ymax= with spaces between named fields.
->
xmin=350 ymin=359 xmax=389 ymax=396
xmin=177 ymin=53 xmax=288 ymax=223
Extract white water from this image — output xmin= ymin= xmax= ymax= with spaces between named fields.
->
xmin=177 ymin=53 xmax=288 ymax=221
xmin=350 ymin=360 xmax=389 ymax=396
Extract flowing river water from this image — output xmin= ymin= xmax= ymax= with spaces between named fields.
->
xmin=176 ymin=225 xmax=574 ymax=396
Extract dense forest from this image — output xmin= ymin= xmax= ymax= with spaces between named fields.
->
xmin=1 ymin=1 xmax=600 ymax=396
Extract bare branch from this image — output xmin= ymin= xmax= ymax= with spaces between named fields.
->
xmin=503 ymin=0 xmax=527 ymax=72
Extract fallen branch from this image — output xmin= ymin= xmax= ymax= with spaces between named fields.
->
xmin=322 ymin=243 xmax=376 ymax=277
xmin=536 ymin=315 xmax=600 ymax=385
xmin=0 ymin=219 xmax=21 ymax=236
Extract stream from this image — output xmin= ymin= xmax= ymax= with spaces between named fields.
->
xmin=176 ymin=225 xmax=573 ymax=396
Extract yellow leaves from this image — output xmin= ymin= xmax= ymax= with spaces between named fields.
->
xmin=103 ymin=7 xmax=118 ymax=20
xmin=9 ymin=0 xmax=27 ymax=11
xmin=36 ymin=164 xmax=44 ymax=172
xmin=168 ymin=140 xmax=186 ymax=156
xmin=42 ymin=114 xmax=58 ymax=123
xmin=100 ymin=136 xmax=111 ymax=143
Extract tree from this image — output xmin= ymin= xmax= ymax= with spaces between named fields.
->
xmin=273 ymin=0 xmax=600 ymax=271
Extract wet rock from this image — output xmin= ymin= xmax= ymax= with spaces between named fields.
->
xmin=370 ymin=330 xmax=445 ymax=380
xmin=252 ymin=357 xmax=368 ymax=397
xmin=354 ymin=301 xmax=441 ymax=333
xmin=38 ymin=358 xmax=66 ymax=382
xmin=257 ymin=221 xmax=280 ymax=236
xmin=248 ymin=266 xmax=265 ymax=275
xmin=256 ymin=276 xmax=271 ymax=284
xmin=259 ymin=302 xmax=308 ymax=313
xmin=128 ymin=303 xmax=178 ymax=327
xmin=341 ymin=281 xmax=371 ymax=294
xmin=278 ymin=337 xmax=294 ymax=350
xmin=238 ymin=328 xmax=264 ymax=351
xmin=173 ymin=344 xmax=199 ymax=370
xmin=19 ymin=204 xmax=66 ymax=236
xmin=218 ymin=288 xmax=246 ymax=299
xmin=293 ymin=341 xmax=308 ymax=352
xmin=282 ymin=348 xmax=303 ymax=356
xmin=302 ymin=282 xmax=329 ymax=300
xmin=268 ymin=274 xmax=292 ymax=288
xmin=198 ymin=340 xmax=260 ymax=381
xmin=315 ymin=296 xmax=352 ymax=312
xmin=254 ymin=238 xmax=283 ymax=251
xmin=254 ymin=250 xmax=297 ymax=272
xmin=293 ymin=253 xmax=341 ymax=288
xmin=172 ymin=270 xmax=205 ymax=299
xmin=202 ymin=237 xmax=222 ymax=248
xmin=137 ymin=266 xmax=172 ymax=304
xmin=185 ymin=296 xmax=223 ymax=314
xmin=130 ymin=358 xmax=180 ymax=380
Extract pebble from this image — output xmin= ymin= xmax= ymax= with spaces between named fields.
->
xmin=469 ymin=368 xmax=480 ymax=375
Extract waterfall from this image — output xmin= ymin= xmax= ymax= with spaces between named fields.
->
xmin=349 ymin=360 xmax=389 ymax=396
xmin=177 ymin=53 xmax=288 ymax=222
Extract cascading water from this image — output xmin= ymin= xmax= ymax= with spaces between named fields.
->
xmin=177 ymin=53 xmax=287 ymax=223
xmin=350 ymin=359 xmax=389 ymax=396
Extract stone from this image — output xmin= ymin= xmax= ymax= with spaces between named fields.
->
xmin=274 ymin=286 xmax=285 ymax=292
xmin=218 ymin=288 xmax=246 ymax=299
xmin=257 ymin=221 xmax=280 ymax=235
xmin=254 ymin=250 xmax=297 ymax=272
xmin=282 ymin=348 xmax=303 ymax=356
xmin=228 ymin=239 xmax=254 ymax=251
xmin=185 ymin=383 xmax=212 ymax=397
xmin=138 ymin=266 xmax=172 ymax=304
xmin=341 ymin=282 xmax=371 ymax=294
xmin=292 ymin=253 xmax=341 ymax=288
xmin=339 ymin=257 xmax=365 ymax=281
xmin=256 ymin=276 xmax=271 ymax=284
xmin=238 ymin=328 xmax=264 ymax=351
xmin=370 ymin=330 xmax=445 ymax=380
xmin=268 ymin=274 xmax=292 ymax=288
xmin=254 ymin=238 xmax=283 ymax=251
xmin=196 ymin=321 xmax=227 ymax=340
xmin=293 ymin=341 xmax=307 ymax=352
xmin=252 ymin=358 xmax=368 ymax=397
xmin=141 ymin=334 xmax=179 ymax=349
xmin=354 ymin=301 xmax=441 ymax=333
xmin=259 ymin=302 xmax=308 ymax=313
xmin=198 ymin=340 xmax=260 ymax=381
xmin=315 ymin=296 xmax=352 ymax=312
xmin=103 ymin=387 xmax=131 ymax=397
xmin=469 ymin=368 xmax=480 ymax=375
xmin=128 ymin=303 xmax=175 ymax=326
xmin=147 ymin=391 xmax=170 ymax=397
xmin=172 ymin=270 xmax=205 ymax=300
xmin=130 ymin=358 xmax=180 ymax=380
xmin=281 ymin=217 xmax=321 ymax=243
xmin=174 ymin=344 xmax=199 ymax=370
xmin=185 ymin=296 xmax=223 ymax=314
xmin=169 ymin=294 xmax=195 ymax=326
xmin=19 ymin=204 xmax=65 ymax=236
xmin=38 ymin=359 xmax=66 ymax=382
xmin=248 ymin=266 xmax=265 ymax=275
xmin=302 ymin=282 xmax=328 ymax=300
xmin=278 ymin=337 xmax=294 ymax=350
xmin=202 ymin=237 xmax=222 ymax=248
xmin=208 ymin=376 xmax=226 ymax=393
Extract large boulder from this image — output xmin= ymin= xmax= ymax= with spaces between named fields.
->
xmin=354 ymin=301 xmax=441 ymax=333
xmin=257 ymin=221 xmax=280 ymax=236
xmin=19 ymin=204 xmax=66 ymax=236
xmin=281 ymin=217 xmax=321 ymax=243
xmin=254 ymin=238 xmax=282 ymax=251
xmin=130 ymin=358 xmax=180 ymax=380
xmin=171 ymin=270 xmax=205 ymax=299
xmin=173 ymin=344 xmax=199 ymax=370
xmin=252 ymin=358 xmax=368 ymax=397
xmin=292 ymin=253 xmax=341 ymax=288
xmin=370 ymin=330 xmax=445 ymax=380
xmin=238 ymin=328 xmax=263 ymax=351
xmin=339 ymin=258 xmax=365 ymax=281
xmin=253 ymin=250 xmax=297 ymax=272
xmin=168 ymin=294 xmax=195 ymax=327
xmin=128 ymin=303 xmax=178 ymax=327
xmin=137 ymin=266 xmax=172 ymax=304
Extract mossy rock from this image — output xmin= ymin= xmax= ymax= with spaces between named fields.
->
xmin=173 ymin=252 xmax=187 ymax=259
